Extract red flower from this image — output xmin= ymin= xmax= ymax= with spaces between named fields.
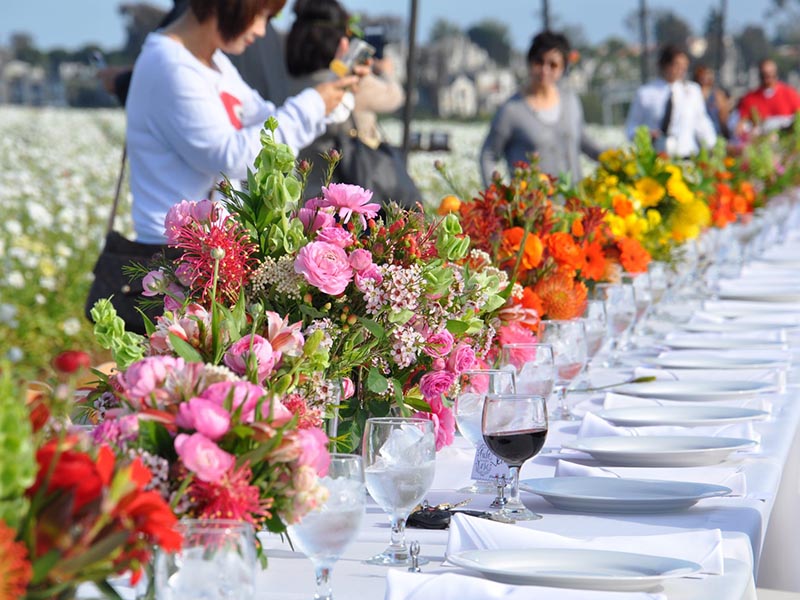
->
xmin=29 ymin=438 xmax=105 ymax=515
xmin=185 ymin=464 xmax=271 ymax=526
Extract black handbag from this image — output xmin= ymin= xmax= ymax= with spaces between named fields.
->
xmin=333 ymin=121 xmax=421 ymax=209
xmin=84 ymin=148 xmax=178 ymax=334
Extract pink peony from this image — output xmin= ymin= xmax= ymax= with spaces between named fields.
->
xmin=224 ymin=334 xmax=276 ymax=382
xmin=418 ymin=370 xmax=456 ymax=410
xmin=423 ymin=330 xmax=455 ymax=359
xmin=348 ymin=249 xmax=373 ymax=272
xmin=316 ymin=226 xmax=355 ymax=248
xmin=200 ymin=381 xmax=267 ymax=423
xmin=413 ymin=405 xmax=456 ymax=451
xmin=294 ymin=241 xmax=354 ymax=295
xmin=264 ymin=312 xmax=304 ymax=357
xmin=175 ymin=432 xmax=234 ymax=482
xmin=319 ymin=183 xmax=381 ymax=227
xmin=295 ymin=428 xmax=331 ymax=476
xmin=447 ymin=343 xmax=476 ymax=374
xmin=176 ymin=397 xmax=231 ymax=440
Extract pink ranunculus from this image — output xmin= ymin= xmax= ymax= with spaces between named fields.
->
xmin=142 ymin=270 xmax=167 ymax=297
xmin=224 ymin=334 xmax=276 ymax=382
xmin=348 ymin=248 xmax=373 ymax=272
xmin=418 ymin=370 xmax=456 ymax=410
xmin=174 ymin=432 xmax=234 ymax=482
xmin=176 ymin=397 xmax=231 ymax=440
xmin=316 ymin=226 xmax=355 ymax=248
xmin=341 ymin=377 xmax=355 ymax=399
xmin=422 ymin=330 xmax=455 ymax=359
xmin=354 ymin=263 xmax=383 ymax=292
xmin=200 ymin=381 xmax=267 ymax=423
xmin=298 ymin=205 xmax=335 ymax=233
xmin=431 ymin=357 xmax=446 ymax=371
xmin=264 ymin=311 xmax=304 ymax=357
xmin=447 ymin=343 xmax=476 ymax=374
xmin=294 ymin=241 xmax=354 ymax=295
xmin=116 ymin=356 xmax=184 ymax=406
xmin=295 ymin=428 xmax=331 ymax=476
xmin=319 ymin=183 xmax=381 ymax=228
xmin=413 ymin=405 xmax=455 ymax=450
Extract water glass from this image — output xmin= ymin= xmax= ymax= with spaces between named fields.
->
xmin=288 ymin=454 xmax=365 ymax=600
xmin=155 ymin=519 xmax=256 ymax=600
xmin=362 ymin=417 xmax=435 ymax=566
xmin=582 ymin=300 xmax=608 ymax=362
xmin=594 ymin=282 xmax=636 ymax=367
xmin=537 ymin=320 xmax=587 ymax=421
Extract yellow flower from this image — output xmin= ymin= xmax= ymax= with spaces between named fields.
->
xmin=633 ymin=177 xmax=666 ymax=208
xmin=670 ymin=199 xmax=711 ymax=241
xmin=646 ymin=209 xmax=662 ymax=228
xmin=665 ymin=165 xmax=694 ymax=204
xmin=606 ymin=213 xmax=649 ymax=240
xmin=623 ymin=161 xmax=638 ymax=177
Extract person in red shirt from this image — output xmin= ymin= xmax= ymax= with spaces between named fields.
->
xmin=737 ymin=59 xmax=800 ymax=135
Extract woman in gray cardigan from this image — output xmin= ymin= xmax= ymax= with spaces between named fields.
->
xmin=480 ymin=31 xmax=601 ymax=187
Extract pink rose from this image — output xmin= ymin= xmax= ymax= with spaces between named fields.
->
xmin=413 ymin=405 xmax=455 ymax=451
xmin=224 ymin=334 xmax=276 ymax=382
xmin=176 ymin=397 xmax=231 ymax=440
xmin=431 ymin=357 xmax=446 ymax=371
xmin=295 ymin=428 xmax=331 ymax=476
xmin=423 ymin=330 xmax=455 ymax=359
xmin=341 ymin=377 xmax=355 ymax=400
xmin=447 ymin=343 xmax=476 ymax=374
xmin=418 ymin=370 xmax=456 ymax=409
xmin=175 ymin=433 xmax=234 ymax=482
xmin=348 ymin=249 xmax=373 ymax=272
xmin=319 ymin=183 xmax=381 ymax=227
xmin=200 ymin=381 xmax=267 ymax=423
xmin=354 ymin=264 xmax=383 ymax=292
xmin=265 ymin=311 xmax=304 ymax=357
xmin=294 ymin=241 xmax=354 ymax=295
xmin=316 ymin=226 xmax=355 ymax=248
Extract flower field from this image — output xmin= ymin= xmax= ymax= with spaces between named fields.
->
xmin=0 ymin=106 xmax=624 ymax=378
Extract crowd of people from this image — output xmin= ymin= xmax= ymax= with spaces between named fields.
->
xmin=101 ymin=0 xmax=800 ymax=246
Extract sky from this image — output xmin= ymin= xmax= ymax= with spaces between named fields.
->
xmin=0 ymin=0 xmax=777 ymax=52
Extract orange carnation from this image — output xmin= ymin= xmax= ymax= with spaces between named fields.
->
xmin=617 ymin=237 xmax=651 ymax=273
xmin=581 ymin=241 xmax=607 ymax=281
xmin=500 ymin=227 xmax=543 ymax=274
xmin=547 ymin=232 xmax=586 ymax=272
xmin=534 ymin=271 xmax=588 ymax=320
xmin=612 ymin=194 xmax=634 ymax=217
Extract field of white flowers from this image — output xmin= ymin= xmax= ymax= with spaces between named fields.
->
xmin=0 ymin=106 xmax=624 ymax=377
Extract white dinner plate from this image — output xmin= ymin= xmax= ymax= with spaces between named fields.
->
xmin=595 ymin=405 xmax=769 ymax=427
xmin=447 ymin=548 xmax=702 ymax=591
xmin=562 ymin=436 xmax=756 ymax=467
xmin=614 ymin=380 xmax=771 ymax=401
xmin=662 ymin=335 xmax=785 ymax=351
xmin=718 ymin=290 xmax=800 ymax=303
xmin=647 ymin=351 xmax=785 ymax=370
xmin=519 ymin=477 xmax=731 ymax=513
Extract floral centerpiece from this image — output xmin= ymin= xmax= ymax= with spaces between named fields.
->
xmin=0 ymin=365 xmax=180 ymax=599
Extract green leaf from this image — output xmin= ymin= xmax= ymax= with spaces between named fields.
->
xmin=357 ymin=317 xmax=385 ymax=340
xmin=31 ymin=550 xmax=61 ymax=584
xmin=366 ymin=367 xmax=389 ymax=394
xmin=168 ymin=333 xmax=204 ymax=362
xmin=300 ymin=304 xmax=327 ymax=319
xmin=57 ymin=530 xmax=129 ymax=574
xmin=445 ymin=319 xmax=470 ymax=335
xmin=95 ymin=580 xmax=126 ymax=600
xmin=388 ymin=309 xmax=413 ymax=325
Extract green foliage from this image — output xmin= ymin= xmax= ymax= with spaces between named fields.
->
xmin=0 ymin=365 xmax=36 ymax=528
xmin=90 ymin=300 xmax=146 ymax=370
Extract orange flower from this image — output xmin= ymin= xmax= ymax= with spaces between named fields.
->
xmin=500 ymin=227 xmax=543 ymax=273
xmin=612 ymin=194 xmax=634 ymax=218
xmin=571 ymin=218 xmax=585 ymax=237
xmin=520 ymin=286 xmax=543 ymax=315
xmin=437 ymin=195 xmax=461 ymax=215
xmin=0 ymin=521 xmax=32 ymax=599
xmin=581 ymin=241 xmax=607 ymax=281
xmin=547 ymin=232 xmax=586 ymax=271
xmin=534 ymin=272 xmax=588 ymax=320
xmin=617 ymin=237 xmax=651 ymax=273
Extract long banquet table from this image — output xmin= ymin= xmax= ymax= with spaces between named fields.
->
xmin=259 ymin=214 xmax=800 ymax=599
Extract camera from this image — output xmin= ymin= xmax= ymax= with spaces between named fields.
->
xmin=329 ymin=38 xmax=375 ymax=77
xmin=364 ymin=26 xmax=386 ymax=60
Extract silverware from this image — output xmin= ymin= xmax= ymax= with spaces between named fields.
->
xmin=408 ymin=541 xmax=421 ymax=573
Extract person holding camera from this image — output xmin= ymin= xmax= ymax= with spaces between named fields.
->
xmin=125 ymin=0 xmax=362 ymax=245
xmin=480 ymin=30 xmax=601 ymax=186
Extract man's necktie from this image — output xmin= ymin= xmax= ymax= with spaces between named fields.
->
xmin=660 ymin=88 xmax=674 ymax=136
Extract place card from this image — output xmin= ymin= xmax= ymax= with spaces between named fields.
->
xmin=470 ymin=441 xmax=509 ymax=482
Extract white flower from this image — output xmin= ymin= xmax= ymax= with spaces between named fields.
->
xmin=35 ymin=294 xmax=46 ymax=305
xmin=5 ymin=271 xmax=24 ymax=288
xmin=6 ymin=347 xmax=23 ymax=363
xmin=5 ymin=220 xmax=22 ymax=236
xmin=0 ymin=303 xmax=16 ymax=323
xmin=61 ymin=317 xmax=81 ymax=336
xmin=40 ymin=276 xmax=57 ymax=290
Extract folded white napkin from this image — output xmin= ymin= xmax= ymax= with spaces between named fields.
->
xmin=578 ymin=411 xmax=760 ymax=443
xmin=665 ymin=329 xmax=786 ymax=342
xmin=384 ymin=570 xmax=667 ymax=600
xmin=554 ymin=459 xmax=748 ymax=495
xmin=703 ymin=299 xmax=800 ymax=315
xmin=603 ymin=392 xmax=773 ymax=414
xmin=633 ymin=366 xmax=782 ymax=391
xmin=446 ymin=513 xmax=725 ymax=574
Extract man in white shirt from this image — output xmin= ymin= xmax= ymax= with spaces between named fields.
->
xmin=626 ymin=45 xmax=717 ymax=157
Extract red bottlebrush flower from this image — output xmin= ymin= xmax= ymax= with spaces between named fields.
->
xmin=533 ymin=271 xmax=588 ymax=320
xmin=0 ymin=520 xmax=32 ymax=599
xmin=187 ymin=464 xmax=271 ymax=525
xmin=173 ymin=215 xmax=258 ymax=304
xmin=282 ymin=393 xmax=324 ymax=429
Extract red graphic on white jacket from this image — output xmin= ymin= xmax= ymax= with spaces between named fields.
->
xmin=220 ymin=91 xmax=243 ymax=130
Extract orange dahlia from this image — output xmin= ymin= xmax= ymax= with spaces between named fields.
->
xmin=0 ymin=520 xmax=32 ymax=599
xmin=581 ymin=241 xmax=607 ymax=281
xmin=547 ymin=232 xmax=586 ymax=272
xmin=533 ymin=272 xmax=588 ymax=320
xmin=500 ymin=228 xmax=543 ymax=274
xmin=617 ymin=237 xmax=651 ymax=273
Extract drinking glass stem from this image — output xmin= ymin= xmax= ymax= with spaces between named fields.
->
xmin=506 ymin=466 xmax=522 ymax=507
xmin=555 ymin=385 xmax=570 ymax=419
xmin=389 ymin=516 xmax=407 ymax=555
xmin=314 ymin=565 xmax=333 ymax=600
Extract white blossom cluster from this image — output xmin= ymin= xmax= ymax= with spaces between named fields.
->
xmin=250 ymin=255 xmax=303 ymax=300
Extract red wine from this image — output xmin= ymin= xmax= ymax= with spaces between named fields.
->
xmin=483 ymin=429 xmax=548 ymax=466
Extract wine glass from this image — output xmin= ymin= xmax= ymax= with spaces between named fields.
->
xmin=623 ymin=272 xmax=653 ymax=338
xmin=288 ymin=454 xmax=365 ymax=600
xmin=647 ymin=261 xmax=669 ymax=305
xmin=537 ymin=320 xmax=587 ymax=421
xmin=362 ymin=417 xmax=436 ymax=566
xmin=594 ymin=282 xmax=636 ymax=367
xmin=482 ymin=393 xmax=548 ymax=521
xmin=582 ymin=300 xmax=608 ymax=364
xmin=155 ymin=519 xmax=257 ymax=599
xmin=454 ymin=369 xmax=516 ymax=494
